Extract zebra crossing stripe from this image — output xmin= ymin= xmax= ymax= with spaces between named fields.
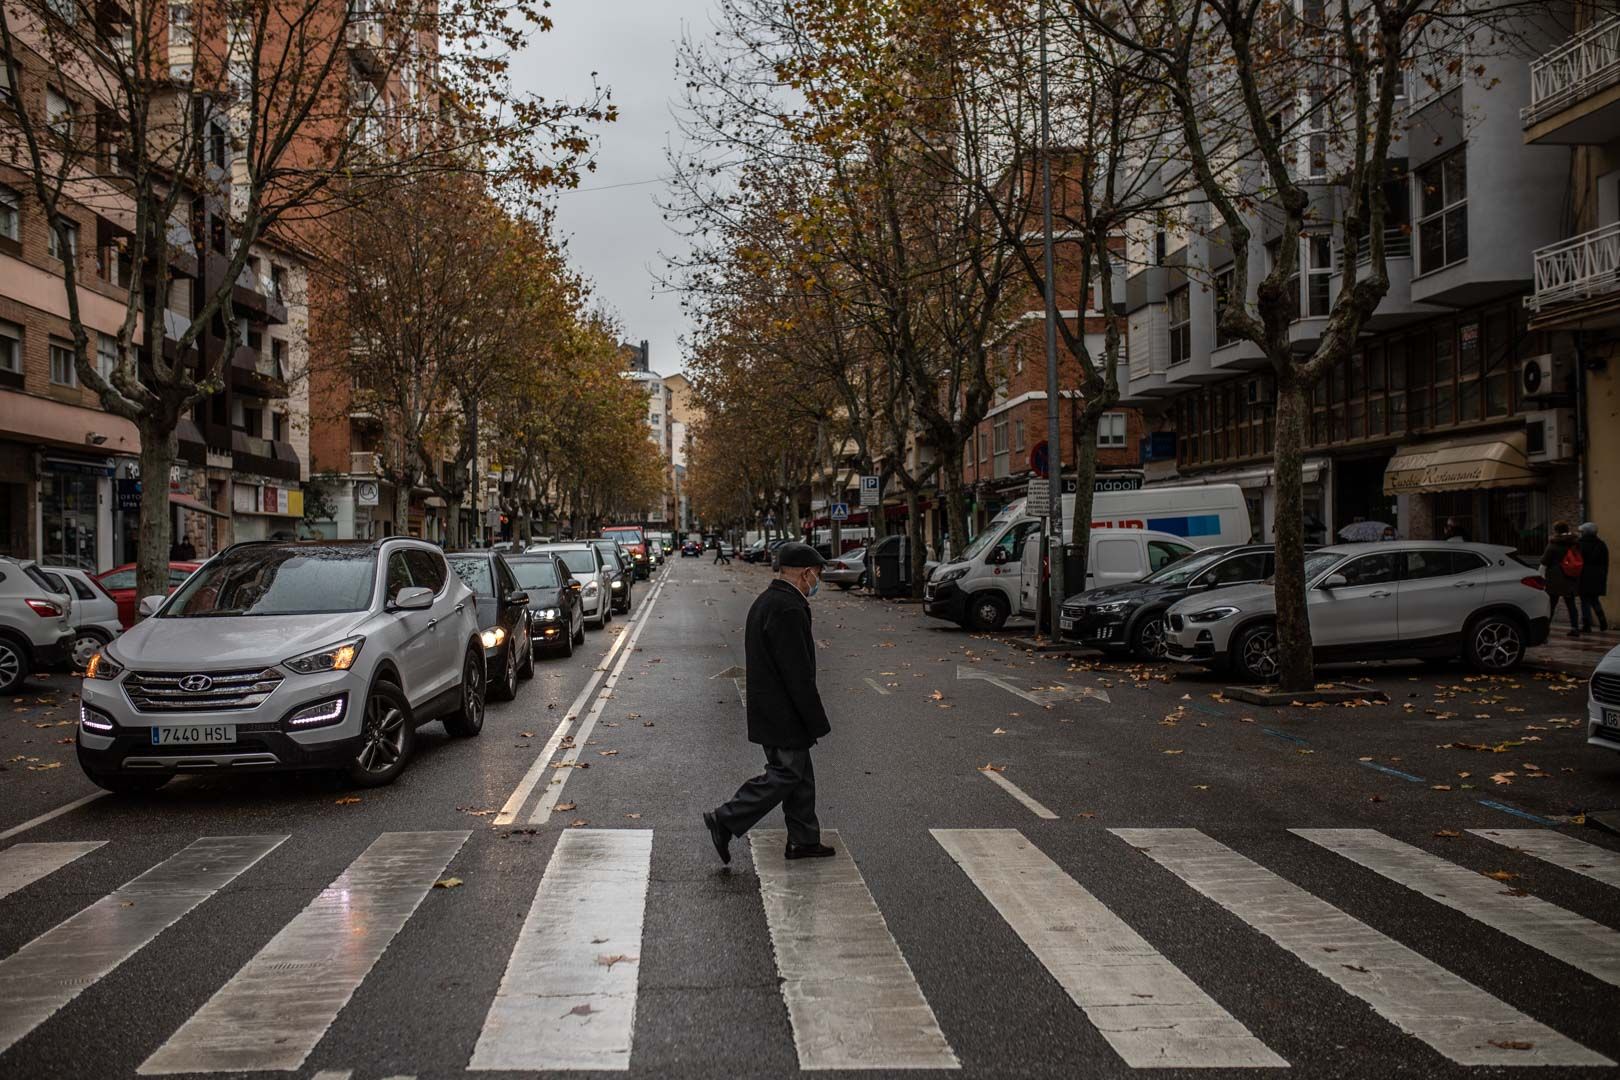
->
xmin=1468 ymin=828 xmax=1620 ymax=890
xmin=1295 ymin=829 xmax=1620 ymax=988
xmin=139 ymin=831 xmax=469 ymax=1075
xmin=1116 ymin=828 xmax=1610 ymax=1067
xmin=0 ymin=835 xmax=286 ymax=1058
xmin=0 ymin=841 xmax=106 ymax=901
xmin=470 ymin=830 xmax=652 ymax=1072
xmin=933 ymin=829 xmax=1284 ymax=1069
xmin=752 ymin=829 xmax=959 ymax=1071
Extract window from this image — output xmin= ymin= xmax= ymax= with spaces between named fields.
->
xmin=97 ymin=333 xmax=116 ymax=378
xmin=1417 ymin=151 xmax=1467 ymax=274
xmin=49 ymin=340 xmax=76 ymax=386
xmin=405 ymin=548 xmax=447 ymax=592
xmin=1097 ymin=412 xmax=1128 ymax=448
xmin=1198 ymin=551 xmax=1273 ymax=586
xmin=47 ymin=219 xmax=77 ymax=260
xmin=1013 ymin=418 xmax=1025 ymax=451
xmin=0 ymin=320 xmax=19 ymax=374
xmin=1305 ymin=87 xmax=1327 ymax=178
xmin=1405 ymin=550 xmax=1466 ymax=580
xmin=45 ymin=0 xmax=77 ymax=23
xmin=979 ymin=431 xmax=988 ymax=462
xmin=1148 ymin=539 xmax=1192 ymax=572
xmin=1154 ymin=228 xmax=1167 ymax=266
xmin=0 ymin=185 xmax=17 ymax=241
xmin=1307 ymin=236 xmax=1333 ymax=317
xmin=1336 ymin=553 xmax=1401 ymax=587
xmin=46 ymin=88 xmax=72 ymax=138
xmin=0 ymin=54 xmax=13 ymax=101
xmin=992 ymin=419 xmax=1008 ymax=455
xmin=992 ymin=519 xmax=1043 ymax=564
xmin=168 ymin=3 xmax=192 ymax=48
xmin=1214 ymin=265 xmax=1239 ymax=347
xmin=1168 ymin=287 xmax=1191 ymax=364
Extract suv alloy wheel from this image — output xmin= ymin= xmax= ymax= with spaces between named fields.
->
xmin=0 ymin=635 xmax=27 ymax=695
xmin=348 ymin=680 xmax=414 ymax=787
xmin=1467 ymin=613 xmax=1526 ymax=673
xmin=1131 ymin=613 xmax=1169 ymax=661
xmin=1234 ymin=623 xmax=1281 ymax=681
xmin=443 ymin=647 xmax=486 ymax=737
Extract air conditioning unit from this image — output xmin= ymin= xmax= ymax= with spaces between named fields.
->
xmin=1524 ymin=409 xmax=1576 ymax=462
xmin=1520 ymin=354 xmax=1572 ymax=400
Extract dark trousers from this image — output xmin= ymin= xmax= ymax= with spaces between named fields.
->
xmin=1582 ymin=594 xmax=1608 ymax=632
xmin=1556 ymin=594 xmax=1579 ymax=631
xmin=714 ymin=745 xmax=819 ymax=845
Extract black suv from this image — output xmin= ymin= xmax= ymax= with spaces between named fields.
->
xmin=1058 ymin=544 xmax=1277 ymax=661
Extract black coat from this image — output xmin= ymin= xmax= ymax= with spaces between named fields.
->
xmin=1580 ymin=535 xmax=1610 ymax=596
xmin=744 ymin=579 xmax=830 ymax=749
xmin=1540 ymin=536 xmax=1579 ymax=597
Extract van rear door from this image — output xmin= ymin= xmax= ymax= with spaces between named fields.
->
xmin=1019 ymin=524 xmax=1044 ymax=616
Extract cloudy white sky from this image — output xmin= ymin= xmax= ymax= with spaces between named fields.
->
xmin=514 ymin=1 xmax=714 ymax=378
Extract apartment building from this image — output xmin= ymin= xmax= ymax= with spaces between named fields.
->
xmin=1118 ymin=3 xmax=1581 ymax=556
xmin=0 ymin=12 xmax=310 ymax=571
xmin=621 ymin=339 xmax=673 ymax=526
xmin=1520 ymin=2 xmax=1620 ymax=548
xmin=664 ymin=371 xmax=701 ymax=533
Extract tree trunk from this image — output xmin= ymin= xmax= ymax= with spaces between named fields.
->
xmin=1069 ymin=413 xmax=1101 ymax=592
xmin=394 ymin=480 xmax=412 ymax=540
xmin=941 ymin=445 xmax=969 ymax=564
xmin=905 ymin=489 xmax=926 ymax=599
xmin=1272 ymin=376 xmax=1315 ymax=690
xmin=135 ymin=423 xmax=178 ymax=609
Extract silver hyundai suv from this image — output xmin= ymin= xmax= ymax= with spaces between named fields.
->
xmin=1164 ymin=541 xmax=1551 ymax=680
xmin=77 ymin=539 xmax=485 ymax=794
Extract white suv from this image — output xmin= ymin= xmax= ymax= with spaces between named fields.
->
xmin=1164 ymin=542 xmax=1551 ymax=680
xmin=1590 ymin=645 xmax=1620 ymax=754
xmin=0 ymin=557 xmax=76 ymax=694
xmin=77 ymin=539 xmax=485 ymax=794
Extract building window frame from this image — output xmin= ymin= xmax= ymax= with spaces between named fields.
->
xmin=0 ymin=319 xmax=21 ymax=374
xmin=1306 ymin=235 xmax=1333 ymax=317
xmin=1214 ymin=265 xmax=1239 ymax=347
xmin=1168 ymin=286 xmax=1192 ymax=364
xmin=49 ymin=338 xmax=77 ymax=386
xmin=96 ymin=332 xmax=117 ymax=378
xmin=0 ymin=184 xmax=18 ymax=242
xmin=1416 ymin=149 xmax=1468 ymax=275
xmin=1098 ymin=411 xmax=1128 ymax=449
xmin=46 ymin=217 xmax=77 ymax=260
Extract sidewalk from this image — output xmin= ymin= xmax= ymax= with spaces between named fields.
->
xmin=1526 ymin=626 xmax=1618 ymax=675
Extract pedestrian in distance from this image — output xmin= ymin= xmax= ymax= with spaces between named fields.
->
xmin=1442 ymin=517 xmax=1469 ymax=543
xmin=1579 ymin=522 xmax=1609 ymax=633
xmin=713 ymin=537 xmax=731 ymax=565
xmin=1540 ymin=522 xmax=1583 ymax=637
xmin=703 ymin=541 xmax=835 ymax=864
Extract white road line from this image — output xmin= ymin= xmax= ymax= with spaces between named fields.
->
xmin=978 ymin=771 xmax=1058 ymax=820
xmin=0 ymin=835 xmax=286 ymax=1057
xmin=469 ymin=830 xmax=652 ymax=1072
xmin=310 ymin=1072 xmax=352 ymax=1080
xmin=0 ymin=840 xmax=106 ymax=900
xmin=139 ymin=831 xmax=468 ymax=1075
xmin=1295 ymin=828 xmax=1620 ymax=988
xmin=752 ymin=828 xmax=959 ymax=1071
xmin=529 ymin=578 xmax=668 ymax=825
xmin=956 ymin=665 xmax=1111 ymax=706
xmin=1115 ymin=828 xmax=1609 ymax=1067
xmin=863 ymin=678 xmax=891 ymax=696
xmin=494 ymin=611 xmax=640 ymax=826
xmin=0 ymin=791 xmax=108 ymax=842
xmin=935 ymin=828 xmax=1282 ymax=1069
xmin=1469 ymin=828 xmax=1620 ymax=890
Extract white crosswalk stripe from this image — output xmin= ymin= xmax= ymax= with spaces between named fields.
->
xmin=139 ymin=831 xmax=469 ymax=1075
xmin=1115 ymin=828 xmax=1610 ymax=1067
xmin=753 ymin=829 xmax=959 ymax=1070
xmin=934 ymin=828 xmax=1284 ymax=1069
xmin=1295 ymin=828 xmax=1620 ymax=988
xmin=0 ymin=841 xmax=105 ymax=901
xmin=1469 ymin=828 xmax=1620 ymax=889
xmin=0 ymin=835 xmax=286 ymax=1057
xmin=470 ymin=829 xmax=653 ymax=1072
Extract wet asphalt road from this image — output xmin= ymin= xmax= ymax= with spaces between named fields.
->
xmin=1 ymin=555 xmax=1618 ymax=1079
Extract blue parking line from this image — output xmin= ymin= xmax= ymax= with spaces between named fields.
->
xmin=1357 ymin=761 xmax=1426 ymax=783
xmin=1262 ymin=728 xmax=1309 ymax=745
xmin=1478 ymin=799 xmax=1557 ymax=826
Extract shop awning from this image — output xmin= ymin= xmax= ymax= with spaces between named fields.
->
xmin=1383 ymin=432 xmax=1536 ymax=496
xmin=169 ymin=492 xmax=229 ymax=518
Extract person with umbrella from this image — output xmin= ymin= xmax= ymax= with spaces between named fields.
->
xmin=1337 ymin=519 xmax=1393 ymax=543
xmin=703 ymin=542 xmax=835 ymax=864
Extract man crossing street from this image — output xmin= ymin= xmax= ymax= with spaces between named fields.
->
xmin=704 ymin=541 xmax=834 ymax=863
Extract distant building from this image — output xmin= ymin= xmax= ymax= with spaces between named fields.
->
xmin=621 ymin=340 xmax=672 ymax=524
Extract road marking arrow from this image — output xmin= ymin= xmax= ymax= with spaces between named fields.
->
xmin=955 ymin=665 xmax=1110 ymax=706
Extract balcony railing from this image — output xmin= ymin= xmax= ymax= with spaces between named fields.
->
xmin=1336 ymin=228 xmax=1413 ymax=267
xmin=1526 ymin=221 xmax=1620 ymax=312
xmin=1524 ymin=13 xmax=1620 ymax=126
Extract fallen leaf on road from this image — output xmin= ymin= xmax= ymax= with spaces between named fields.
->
xmin=334 ymin=795 xmax=361 ymax=805
xmin=1193 ymin=785 xmax=1209 ymax=791
xmin=929 ymin=690 xmax=944 ymax=701
xmin=1163 ymin=749 xmax=1184 ymax=755
xmin=26 ymin=762 xmax=62 ymax=771
xmin=599 ymin=750 xmax=619 ymax=756
xmin=1434 ymin=829 xmax=1461 ymax=838
xmin=1342 ymin=964 xmax=1369 ymax=974
xmin=625 ymin=813 xmax=641 ymax=819
xmin=433 ymin=877 xmax=463 ymax=889
xmin=1490 ymin=1040 xmax=1534 ymax=1051
xmin=642 ymin=720 xmax=655 ymax=727
xmin=1296 ymin=749 xmax=1314 ymax=755
xmin=1457 ymin=771 xmax=1472 ymax=779
xmin=992 ymin=727 xmax=1006 ymax=735
xmin=1490 ymin=771 xmax=1516 ymax=785
xmin=979 ymin=762 xmax=1006 ymax=772
xmin=1431 ymin=785 xmax=1452 ymax=791
xmin=519 ymin=731 xmax=534 ymax=738
xmin=564 ymin=1004 xmax=597 ymax=1019
xmin=597 ymin=953 xmax=636 ymax=968
xmin=1359 ymin=756 xmax=1374 ymax=762
xmin=1368 ymin=795 xmax=1385 ymax=803
xmin=570 ymin=819 xmax=590 ymax=827
xmin=556 ymin=802 xmax=576 ymax=812
xmin=1485 ymin=870 xmax=1518 ymax=882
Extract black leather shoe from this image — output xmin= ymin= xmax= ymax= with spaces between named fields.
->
xmin=785 ymin=841 xmax=836 ymax=859
xmin=703 ymin=812 xmax=732 ymax=865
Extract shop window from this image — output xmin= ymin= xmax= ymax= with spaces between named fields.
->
xmin=1097 ymin=412 xmax=1128 ymax=448
xmin=1417 ymin=150 xmax=1467 ymax=274
xmin=1168 ymin=287 xmax=1191 ymax=364
xmin=49 ymin=339 xmax=76 ymax=386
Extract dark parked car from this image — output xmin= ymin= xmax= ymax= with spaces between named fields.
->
xmin=447 ymin=551 xmax=533 ymax=701
xmin=589 ymin=539 xmax=636 ymax=614
xmin=507 ymin=553 xmax=584 ymax=658
xmin=1058 ymin=544 xmax=1277 ymax=661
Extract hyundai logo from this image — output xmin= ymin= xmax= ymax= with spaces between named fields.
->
xmin=178 ymin=674 xmax=214 ymax=693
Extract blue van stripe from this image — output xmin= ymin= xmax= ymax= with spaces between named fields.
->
xmin=1145 ymin=514 xmax=1221 ymax=538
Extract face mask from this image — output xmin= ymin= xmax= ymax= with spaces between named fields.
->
xmin=806 ymin=573 xmax=820 ymax=598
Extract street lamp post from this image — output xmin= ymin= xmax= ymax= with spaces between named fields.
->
xmin=1039 ymin=0 xmax=1065 ymax=631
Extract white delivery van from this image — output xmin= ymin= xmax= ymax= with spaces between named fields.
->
xmin=923 ymin=484 xmax=1250 ymax=631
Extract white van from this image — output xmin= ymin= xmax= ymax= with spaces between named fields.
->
xmin=923 ymin=484 xmax=1251 ymax=631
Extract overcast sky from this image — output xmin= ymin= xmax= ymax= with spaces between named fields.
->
xmin=514 ymin=1 xmax=713 ymax=379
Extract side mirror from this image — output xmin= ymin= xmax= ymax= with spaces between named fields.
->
xmin=138 ymin=594 xmax=165 ymax=617
xmin=566 ymin=578 xmax=582 ymax=592
xmin=389 ymin=585 xmax=434 ymax=611
xmin=505 ymin=590 xmax=530 ymax=607
xmin=1319 ymin=573 xmax=1348 ymax=590
xmin=988 ymin=548 xmax=1009 ymax=566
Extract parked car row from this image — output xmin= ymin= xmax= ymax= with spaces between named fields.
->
xmin=65 ymin=533 xmax=669 ymax=795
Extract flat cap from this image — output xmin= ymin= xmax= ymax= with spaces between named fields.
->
xmin=775 ymin=541 xmax=826 ymax=568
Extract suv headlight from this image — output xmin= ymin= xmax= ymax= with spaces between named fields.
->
xmin=583 ymin=581 xmax=599 ymax=596
xmin=1187 ymin=606 xmax=1240 ymax=623
xmin=933 ymin=566 xmax=968 ymax=585
xmin=480 ymin=627 xmax=508 ymax=649
xmin=85 ymin=651 xmax=124 ymax=680
xmin=532 ymin=607 xmax=562 ymax=620
xmin=611 ymin=579 xmax=624 ymax=590
xmin=1094 ymin=601 xmax=1132 ymax=615
xmin=283 ymin=637 xmax=365 ymax=674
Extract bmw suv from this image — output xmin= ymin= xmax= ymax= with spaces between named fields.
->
xmin=77 ymin=539 xmax=485 ymax=794
xmin=1164 ymin=542 xmax=1550 ymax=680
